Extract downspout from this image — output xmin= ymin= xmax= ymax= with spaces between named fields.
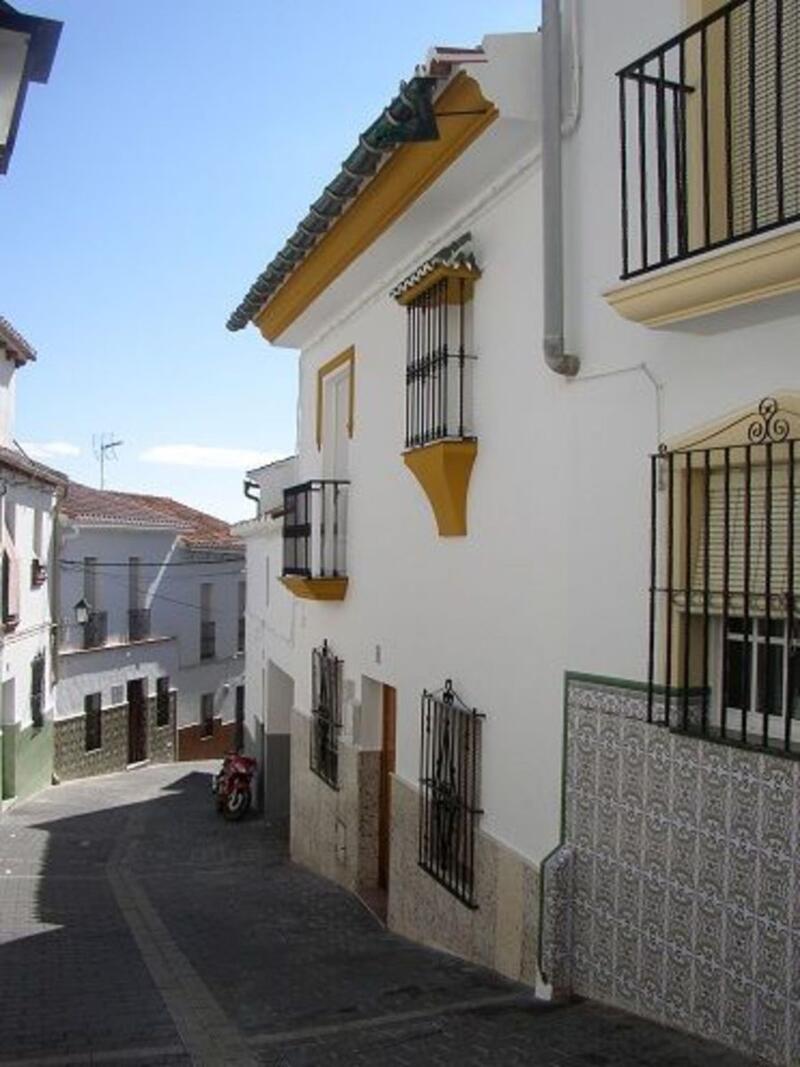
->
xmin=542 ymin=0 xmax=579 ymax=377
xmin=243 ymin=479 xmax=260 ymax=512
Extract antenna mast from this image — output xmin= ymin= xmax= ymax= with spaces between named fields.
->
xmin=92 ymin=433 xmax=123 ymax=489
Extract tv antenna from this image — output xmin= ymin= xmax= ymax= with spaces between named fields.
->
xmin=93 ymin=433 xmax=123 ymax=489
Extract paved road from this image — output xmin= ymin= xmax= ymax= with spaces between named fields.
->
xmin=0 ymin=763 xmax=765 ymax=1066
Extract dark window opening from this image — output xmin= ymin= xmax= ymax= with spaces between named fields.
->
xmin=85 ymin=692 xmax=102 ymax=752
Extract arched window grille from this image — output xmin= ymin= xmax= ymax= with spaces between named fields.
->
xmin=418 ymin=680 xmax=484 ymax=907
xmin=310 ymin=640 xmax=342 ymax=788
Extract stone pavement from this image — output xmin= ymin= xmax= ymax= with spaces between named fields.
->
xmin=0 ymin=763 xmax=767 ymax=1066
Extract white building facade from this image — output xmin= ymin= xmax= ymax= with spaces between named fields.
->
xmin=230 ymin=4 xmax=800 ymax=1062
xmin=55 ymin=484 xmax=246 ymax=779
xmin=0 ymin=317 xmax=65 ymax=807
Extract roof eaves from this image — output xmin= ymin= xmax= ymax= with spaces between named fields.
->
xmin=0 ymin=316 xmax=36 ymax=364
xmin=226 ymin=62 xmax=472 ymax=333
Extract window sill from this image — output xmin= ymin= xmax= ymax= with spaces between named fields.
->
xmin=603 ymin=225 xmax=800 ymax=328
xmin=279 ymin=575 xmax=348 ymax=601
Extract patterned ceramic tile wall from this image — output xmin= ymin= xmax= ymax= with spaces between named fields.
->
xmin=544 ymin=676 xmax=800 ymax=1066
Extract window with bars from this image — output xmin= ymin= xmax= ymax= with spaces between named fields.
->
xmin=418 ymin=680 xmax=484 ymax=908
xmin=85 ymin=692 xmax=102 ymax=752
xmin=200 ymin=693 xmax=214 ymax=738
xmin=156 ymin=677 xmax=172 ymax=727
xmin=310 ymin=640 xmax=342 ymax=789
xmin=391 ymin=234 xmax=479 ymax=450
xmin=648 ymin=397 xmax=800 ymax=754
xmin=30 ymin=652 xmax=45 ymax=729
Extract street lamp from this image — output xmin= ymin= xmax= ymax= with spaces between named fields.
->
xmin=0 ymin=3 xmax=61 ymax=175
xmin=73 ymin=597 xmax=91 ymax=626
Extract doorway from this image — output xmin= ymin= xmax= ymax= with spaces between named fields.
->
xmin=127 ymin=679 xmax=147 ymax=765
xmin=378 ymin=685 xmax=396 ymax=891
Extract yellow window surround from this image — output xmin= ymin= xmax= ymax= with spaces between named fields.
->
xmin=316 ymin=346 xmax=355 ymax=451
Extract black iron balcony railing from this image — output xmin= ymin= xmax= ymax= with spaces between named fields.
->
xmin=618 ymin=0 xmax=800 ymax=279
xmin=83 ymin=610 xmax=108 ymax=650
xmin=404 ymin=275 xmax=475 ymax=449
xmin=283 ymin=480 xmax=349 ymax=579
xmin=128 ymin=607 xmax=151 ymax=642
xmin=237 ymin=615 xmax=245 ymax=653
xmin=200 ymin=619 xmax=216 ymax=660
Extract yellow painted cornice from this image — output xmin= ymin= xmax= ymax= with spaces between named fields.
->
xmin=279 ymin=575 xmax=348 ymax=601
xmin=604 ymin=226 xmax=800 ymax=328
xmin=404 ymin=439 xmax=477 ymax=537
xmin=255 ymin=73 xmax=497 ymax=343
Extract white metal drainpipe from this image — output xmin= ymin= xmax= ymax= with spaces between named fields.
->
xmin=542 ymin=0 xmax=579 ymax=377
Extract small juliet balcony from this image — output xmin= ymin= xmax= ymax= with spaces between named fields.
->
xmin=83 ymin=610 xmax=108 ymax=650
xmin=280 ymin=480 xmax=349 ymax=601
xmin=606 ymin=0 xmax=800 ymax=326
xmin=128 ymin=607 xmax=151 ymax=642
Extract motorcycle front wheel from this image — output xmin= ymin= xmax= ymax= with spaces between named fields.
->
xmin=223 ymin=788 xmax=251 ymax=821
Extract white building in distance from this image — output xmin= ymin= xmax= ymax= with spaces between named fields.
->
xmin=55 ymin=484 xmax=246 ymax=779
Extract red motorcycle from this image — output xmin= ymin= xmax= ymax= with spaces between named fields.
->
xmin=212 ymin=752 xmax=256 ymax=821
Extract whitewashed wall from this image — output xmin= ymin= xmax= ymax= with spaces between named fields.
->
xmin=57 ymin=524 xmax=245 ymax=729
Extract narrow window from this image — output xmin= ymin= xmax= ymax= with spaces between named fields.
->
xmin=32 ymin=508 xmax=43 ymax=560
xmin=237 ymin=580 xmax=246 ymax=653
xmin=156 ymin=677 xmax=171 ymax=727
xmin=30 ymin=652 xmax=45 ymax=729
xmin=200 ymin=692 xmax=214 ymax=738
xmin=83 ymin=556 xmax=97 ymax=606
xmin=309 ymin=640 xmax=342 ymax=789
xmin=85 ymin=692 xmax=102 ymax=751
xmin=200 ymin=583 xmax=215 ymax=659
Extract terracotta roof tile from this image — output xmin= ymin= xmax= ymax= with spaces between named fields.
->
xmin=62 ymin=483 xmax=242 ymax=551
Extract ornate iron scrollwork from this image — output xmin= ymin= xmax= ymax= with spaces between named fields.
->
xmin=747 ymin=396 xmax=790 ymax=444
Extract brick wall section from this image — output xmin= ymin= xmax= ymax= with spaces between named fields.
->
xmin=177 ymin=718 xmax=235 ymax=761
xmin=54 ymin=698 xmax=177 ymax=782
xmin=542 ymin=675 xmax=800 ymax=1067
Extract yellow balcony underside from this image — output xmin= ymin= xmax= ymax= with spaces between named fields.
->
xmin=604 ymin=227 xmax=800 ymax=327
xmin=279 ymin=576 xmax=348 ymax=601
xmin=403 ymin=438 xmax=477 ymax=537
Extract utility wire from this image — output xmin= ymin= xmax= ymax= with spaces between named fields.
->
xmin=59 ymin=562 xmax=242 ymax=616
xmin=59 ymin=556 xmax=243 ymax=567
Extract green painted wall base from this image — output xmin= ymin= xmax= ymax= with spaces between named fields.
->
xmin=1 ymin=720 xmax=54 ymax=802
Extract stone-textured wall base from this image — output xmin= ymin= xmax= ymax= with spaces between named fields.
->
xmin=542 ymin=674 xmax=800 ymax=1067
xmin=177 ymin=718 xmax=234 ymax=761
xmin=55 ymin=700 xmax=176 ymax=782
xmin=289 ymin=710 xmax=380 ymax=894
xmin=388 ymin=776 xmax=540 ymax=986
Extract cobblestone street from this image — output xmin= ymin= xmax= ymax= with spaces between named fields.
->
xmin=0 ymin=764 xmax=765 ymax=1066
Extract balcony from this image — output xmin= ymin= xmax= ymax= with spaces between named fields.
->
xmin=83 ymin=610 xmax=108 ymax=650
xmin=281 ymin=480 xmax=349 ymax=601
xmin=128 ymin=607 xmax=151 ymax=642
xmin=607 ymin=0 xmax=800 ymax=326
xmin=200 ymin=619 xmax=216 ymax=660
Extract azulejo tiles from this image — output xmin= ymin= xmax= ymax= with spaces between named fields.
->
xmin=542 ymin=676 xmax=800 ymax=1066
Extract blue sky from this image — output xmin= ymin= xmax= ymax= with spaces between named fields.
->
xmin=2 ymin=0 xmax=538 ymax=520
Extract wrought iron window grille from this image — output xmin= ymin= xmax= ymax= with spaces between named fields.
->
xmin=282 ymin=480 xmax=349 ymax=579
xmin=310 ymin=640 xmax=342 ymax=789
xmin=83 ymin=610 xmax=107 ymax=650
xmin=647 ymin=396 xmax=800 ymax=757
xmin=618 ymin=0 xmax=800 ymax=279
xmin=30 ymin=652 xmax=45 ymax=729
xmin=418 ymin=679 xmax=484 ymax=908
xmin=128 ymin=607 xmax=151 ymax=642
xmin=200 ymin=619 xmax=216 ymax=660
xmin=403 ymin=277 xmax=477 ymax=450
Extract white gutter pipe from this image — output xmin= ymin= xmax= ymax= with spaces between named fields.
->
xmin=542 ymin=0 xmax=579 ymax=377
